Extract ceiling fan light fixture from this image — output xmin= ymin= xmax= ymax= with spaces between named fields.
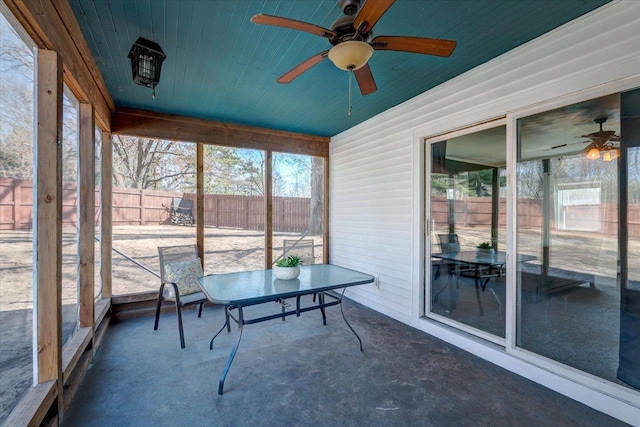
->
xmin=328 ymin=41 xmax=373 ymax=71
xmin=602 ymin=148 xmax=620 ymax=162
xmin=586 ymin=146 xmax=600 ymax=160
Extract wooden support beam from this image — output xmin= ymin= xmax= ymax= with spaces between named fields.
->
xmin=265 ymin=150 xmax=273 ymax=268
xmin=323 ymin=157 xmax=330 ymax=264
xmin=196 ymin=143 xmax=204 ymax=264
xmin=35 ymin=49 xmax=63 ymax=385
xmin=4 ymin=0 xmax=114 ymax=130
xmin=78 ymin=102 xmax=95 ymax=328
xmin=100 ymin=132 xmax=113 ymax=298
xmin=113 ymin=108 xmax=330 ymax=158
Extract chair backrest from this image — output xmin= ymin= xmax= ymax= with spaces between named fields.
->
xmin=283 ymin=239 xmax=315 ymax=265
xmin=158 ymin=244 xmax=199 ymax=282
xmin=437 ymin=234 xmax=460 ymax=253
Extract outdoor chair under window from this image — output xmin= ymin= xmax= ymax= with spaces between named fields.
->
xmin=154 ymin=244 xmax=207 ymax=348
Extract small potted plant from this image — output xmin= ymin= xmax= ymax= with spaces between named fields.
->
xmin=273 ymin=255 xmax=302 ymax=280
xmin=476 ymin=242 xmax=494 ymax=255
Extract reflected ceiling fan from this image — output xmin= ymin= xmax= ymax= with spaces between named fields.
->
xmin=581 ymin=116 xmax=621 ymax=161
xmin=546 ymin=116 xmax=621 ymax=161
xmin=251 ymin=0 xmax=457 ymax=106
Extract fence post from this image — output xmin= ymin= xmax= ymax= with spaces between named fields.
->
xmin=245 ymin=197 xmax=249 ymax=229
xmin=139 ymin=189 xmax=145 ymax=225
xmin=13 ymin=180 xmax=21 ymax=230
xmin=216 ymin=195 xmax=220 ymax=227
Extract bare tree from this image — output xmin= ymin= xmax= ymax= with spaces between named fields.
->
xmin=112 ymin=135 xmax=195 ymax=191
xmin=0 ymin=24 xmax=34 ymax=180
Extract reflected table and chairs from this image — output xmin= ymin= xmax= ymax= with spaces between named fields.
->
xmin=432 ymin=251 xmax=536 ymax=315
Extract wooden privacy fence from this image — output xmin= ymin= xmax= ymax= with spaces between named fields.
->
xmin=184 ymin=193 xmax=310 ymax=232
xmin=0 ymin=179 xmax=310 ymax=232
xmin=2 ymin=179 xmax=638 ymax=236
xmin=0 ymin=178 xmax=100 ymax=230
xmin=430 ymin=195 xmax=640 ymax=237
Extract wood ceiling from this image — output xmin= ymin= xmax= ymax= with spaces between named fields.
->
xmin=69 ymin=0 xmax=611 ymax=137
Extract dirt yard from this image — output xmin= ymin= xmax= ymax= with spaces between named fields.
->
xmin=0 ymin=225 xmax=325 ymax=311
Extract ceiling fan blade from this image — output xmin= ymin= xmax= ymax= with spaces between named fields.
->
xmin=544 ymin=140 xmax=589 ymax=151
xmin=354 ymin=63 xmax=377 ymax=95
xmin=277 ymin=51 xmax=329 ymax=84
xmin=372 ymin=35 xmax=457 ymax=57
xmin=251 ymin=14 xmax=336 ymax=38
xmin=353 ymin=0 xmax=395 ymax=33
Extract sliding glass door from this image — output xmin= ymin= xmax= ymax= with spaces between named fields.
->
xmin=516 ymin=89 xmax=639 ymax=392
xmin=423 ymin=87 xmax=639 ymax=393
xmin=426 ymin=123 xmax=507 ymax=340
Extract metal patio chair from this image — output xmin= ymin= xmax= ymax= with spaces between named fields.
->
xmin=154 ymin=244 xmax=207 ymax=348
xmin=436 ymin=233 xmax=470 ymax=276
xmin=283 ymin=239 xmax=315 ymax=266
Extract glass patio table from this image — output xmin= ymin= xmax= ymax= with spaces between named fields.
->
xmin=198 ymin=264 xmax=375 ymax=394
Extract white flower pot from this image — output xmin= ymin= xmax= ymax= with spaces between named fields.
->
xmin=273 ymin=265 xmax=300 ymax=280
xmin=476 ymin=248 xmax=494 ymax=256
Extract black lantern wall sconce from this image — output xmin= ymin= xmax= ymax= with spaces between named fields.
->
xmin=128 ymin=37 xmax=166 ymax=98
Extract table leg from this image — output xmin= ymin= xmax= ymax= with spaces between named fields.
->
xmin=474 ymin=265 xmax=481 ymax=289
xmin=319 ymin=292 xmax=327 ymax=325
xmin=339 ymin=288 xmax=362 ymax=352
xmin=475 ymin=283 xmax=484 ymax=316
xmin=218 ymin=306 xmax=244 ymax=395
xmin=210 ymin=306 xmax=231 ymax=350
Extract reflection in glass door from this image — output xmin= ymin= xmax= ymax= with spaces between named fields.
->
xmin=516 ymin=89 xmax=640 ymax=392
xmin=618 ymin=88 xmax=640 ymax=390
xmin=427 ymin=124 xmax=506 ymax=339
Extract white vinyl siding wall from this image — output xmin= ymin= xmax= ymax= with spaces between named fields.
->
xmin=329 ymin=1 xmax=640 ymax=423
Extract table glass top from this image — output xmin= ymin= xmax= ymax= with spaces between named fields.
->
xmin=432 ymin=251 xmax=536 ymax=265
xmin=198 ymin=264 xmax=374 ymax=305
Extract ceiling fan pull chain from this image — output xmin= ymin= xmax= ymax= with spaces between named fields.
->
xmin=348 ymin=67 xmax=353 ymax=116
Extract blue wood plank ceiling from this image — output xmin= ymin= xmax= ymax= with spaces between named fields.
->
xmin=70 ymin=0 xmax=611 ymax=137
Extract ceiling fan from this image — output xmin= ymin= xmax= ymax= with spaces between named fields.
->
xmin=581 ymin=116 xmax=620 ymax=161
xmin=251 ymin=0 xmax=457 ymax=97
xmin=545 ymin=116 xmax=621 ymax=161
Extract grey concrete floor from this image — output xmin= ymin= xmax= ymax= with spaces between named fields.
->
xmin=63 ymin=297 xmax=626 ymax=427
